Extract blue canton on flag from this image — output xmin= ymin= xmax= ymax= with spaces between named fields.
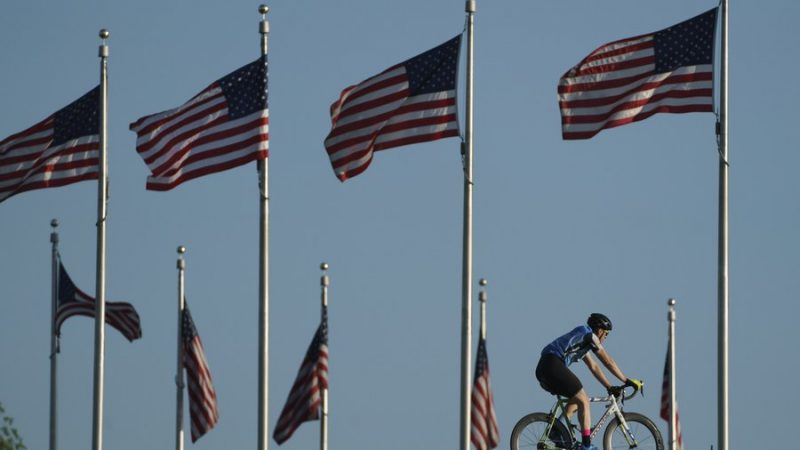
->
xmin=654 ymin=8 xmax=717 ymax=73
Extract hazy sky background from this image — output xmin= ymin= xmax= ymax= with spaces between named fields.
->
xmin=1 ymin=1 xmax=797 ymax=450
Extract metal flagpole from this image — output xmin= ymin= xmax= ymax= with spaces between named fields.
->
xmin=717 ymin=2 xmax=729 ymax=450
xmin=479 ymin=279 xmax=487 ymax=340
xmin=459 ymin=3 xmax=476 ymax=450
xmin=91 ymin=29 xmax=110 ymax=450
xmin=175 ymin=246 xmax=187 ymax=450
xmin=257 ymin=6 xmax=271 ymax=450
xmin=320 ymin=263 xmax=329 ymax=450
xmin=49 ymin=219 xmax=60 ymax=450
xmin=668 ymin=299 xmax=677 ymax=450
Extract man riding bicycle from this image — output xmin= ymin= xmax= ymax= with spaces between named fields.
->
xmin=535 ymin=313 xmax=643 ymax=450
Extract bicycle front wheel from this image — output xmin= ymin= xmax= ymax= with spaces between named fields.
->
xmin=602 ymin=412 xmax=664 ymax=450
xmin=510 ymin=412 xmax=573 ymax=450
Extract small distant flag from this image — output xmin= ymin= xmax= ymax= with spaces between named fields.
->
xmin=471 ymin=336 xmax=500 ymax=450
xmin=182 ymin=304 xmax=219 ymax=442
xmin=273 ymin=306 xmax=329 ymax=445
xmin=0 ymin=87 xmax=100 ymax=204
xmin=55 ymin=258 xmax=142 ymax=342
xmin=660 ymin=342 xmax=684 ymax=450
xmin=324 ymin=35 xmax=461 ymax=181
xmin=130 ymin=56 xmax=268 ymax=191
xmin=559 ymin=8 xmax=718 ymax=139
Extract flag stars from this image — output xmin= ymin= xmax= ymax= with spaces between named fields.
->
xmin=218 ymin=56 xmax=269 ymax=118
xmin=406 ymin=35 xmax=461 ymax=95
xmin=53 ymin=86 xmax=100 ymax=145
xmin=654 ymin=8 xmax=717 ymax=73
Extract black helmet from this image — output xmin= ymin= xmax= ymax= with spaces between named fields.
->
xmin=587 ymin=313 xmax=613 ymax=332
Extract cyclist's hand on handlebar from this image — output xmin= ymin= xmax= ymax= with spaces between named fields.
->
xmin=625 ymin=378 xmax=644 ymax=394
xmin=607 ymin=385 xmax=624 ymax=397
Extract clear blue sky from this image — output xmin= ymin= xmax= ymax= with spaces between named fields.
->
xmin=1 ymin=1 xmax=797 ymax=450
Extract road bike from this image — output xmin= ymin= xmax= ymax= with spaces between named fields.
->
xmin=510 ymin=386 xmax=663 ymax=450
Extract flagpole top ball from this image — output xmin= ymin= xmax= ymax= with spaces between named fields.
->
xmin=50 ymin=219 xmax=59 ymax=228
xmin=668 ymin=298 xmax=677 ymax=306
xmin=99 ymin=29 xmax=109 ymax=39
xmin=479 ymin=278 xmax=488 ymax=286
xmin=320 ymin=262 xmax=329 ymax=271
xmin=259 ymin=5 xmax=269 ymax=15
xmin=177 ymin=246 xmax=186 ymax=254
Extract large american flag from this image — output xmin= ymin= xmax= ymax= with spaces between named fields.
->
xmin=182 ymin=304 xmax=219 ymax=442
xmin=559 ymin=8 xmax=718 ymax=139
xmin=130 ymin=57 xmax=268 ymax=191
xmin=273 ymin=305 xmax=329 ymax=445
xmin=324 ymin=35 xmax=461 ymax=181
xmin=471 ymin=336 xmax=500 ymax=450
xmin=55 ymin=257 xmax=142 ymax=342
xmin=660 ymin=342 xmax=684 ymax=450
xmin=0 ymin=86 xmax=99 ymax=204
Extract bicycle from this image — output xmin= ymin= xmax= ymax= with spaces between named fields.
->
xmin=510 ymin=386 xmax=663 ymax=450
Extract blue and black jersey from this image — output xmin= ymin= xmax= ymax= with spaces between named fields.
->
xmin=541 ymin=324 xmax=603 ymax=366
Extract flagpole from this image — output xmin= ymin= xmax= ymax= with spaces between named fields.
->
xmin=668 ymin=299 xmax=677 ymax=450
xmin=91 ymin=29 xmax=109 ymax=450
xmin=257 ymin=6 xmax=271 ymax=450
xmin=479 ymin=279 xmax=487 ymax=340
xmin=175 ymin=246 xmax=187 ymax=450
xmin=49 ymin=219 xmax=60 ymax=450
xmin=459 ymin=3 xmax=476 ymax=450
xmin=717 ymin=2 xmax=729 ymax=450
xmin=320 ymin=263 xmax=329 ymax=450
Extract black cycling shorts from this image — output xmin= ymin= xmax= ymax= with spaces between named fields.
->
xmin=535 ymin=353 xmax=583 ymax=398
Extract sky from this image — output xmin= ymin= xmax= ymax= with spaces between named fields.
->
xmin=1 ymin=1 xmax=798 ymax=450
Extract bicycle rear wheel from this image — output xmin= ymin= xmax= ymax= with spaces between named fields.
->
xmin=602 ymin=412 xmax=664 ymax=450
xmin=510 ymin=412 xmax=573 ymax=450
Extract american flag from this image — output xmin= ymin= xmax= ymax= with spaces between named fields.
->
xmin=130 ymin=56 xmax=268 ymax=191
xmin=55 ymin=257 xmax=142 ymax=342
xmin=0 ymin=86 xmax=99 ymax=204
xmin=558 ymin=8 xmax=718 ymax=139
xmin=273 ymin=305 xmax=329 ymax=445
xmin=660 ymin=343 xmax=683 ymax=450
xmin=471 ymin=336 xmax=500 ymax=450
xmin=324 ymin=35 xmax=461 ymax=181
xmin=182 ymin=304 xmax=219 ymax=442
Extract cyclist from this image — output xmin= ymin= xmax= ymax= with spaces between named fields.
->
xmin=535 ymin=313 xmax=642 ymax=450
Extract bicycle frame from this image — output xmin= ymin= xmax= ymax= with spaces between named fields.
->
xmin=540 ymin=393 xmax=639 ymax=449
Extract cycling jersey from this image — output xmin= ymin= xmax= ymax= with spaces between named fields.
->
xmin=541 ymin=325 xmax=603 ymax=366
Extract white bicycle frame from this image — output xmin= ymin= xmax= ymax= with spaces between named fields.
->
xmin=548 ymin=392 xmax=639 ymax=449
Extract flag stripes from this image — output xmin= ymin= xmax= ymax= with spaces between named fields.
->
xmin=55 ymin=258 xmax=142 ymax=342
xmin=559 ymin=8 xmax=717 ymax=139
xmin=471 ymin=337 xmax=500 ymax=450
xmin=273 ymin=306 xmax=329 ymax=445
xmin=0 ymin=87 xmax=100 ymax=203
xmin=131 ymin=57 xmax=268 ymax=191
xmin=324 ymin=35 xmax=461 ymax=181
xmin=182 ymin=304 xmax=219 ymax=442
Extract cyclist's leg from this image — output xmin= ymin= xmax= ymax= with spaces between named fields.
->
xmin=566 ymin=389 xmax=591 ymax=433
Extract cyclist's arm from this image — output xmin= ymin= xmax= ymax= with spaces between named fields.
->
xmin=593 ymin=347 xmax=627 ymax=384
xmin=583 ymin=353 xmax=614 ymax=389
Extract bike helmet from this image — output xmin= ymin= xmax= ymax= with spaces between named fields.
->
xmin=587 ymin=313 xmax=613 ymax=332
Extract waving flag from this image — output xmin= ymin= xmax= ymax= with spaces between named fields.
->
xmin=130 ymin=57 xmax=268 ymax=191
xmin=183 ymin=304 xmax=219 ymax=442
xmin=55 ymin=258 xmax=142 ymax=342
xmin=0 ymin=87 xmax=99 ymax=203
xmin=559 ymin=8 xmax=717 ymax=139
xmin=273 ymin=305 xmax=329 ymax=445
xmin=471 ymin=336 xmax=500 ymax=450
xmin=324 ymin=35 xmax=461 ymax=181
